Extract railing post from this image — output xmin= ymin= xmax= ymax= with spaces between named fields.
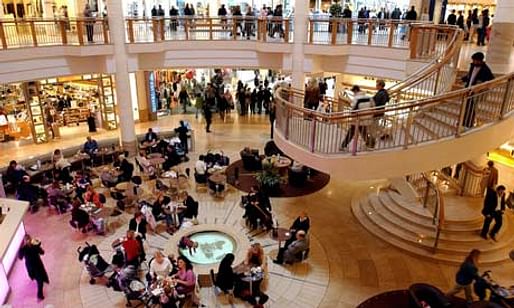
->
xmin=346 ymin=20 xmax=352 ymax=44
xmin=185 ymin=18 xmax=189 ymax=40
xmin=409 ymin=27 xmax=418 ymax=59
xmin=403 ymin=107 xmax=413 ymax=148
xmin=160 ymin=19 xmax=165 ymax=41
xmin=232 ymin=18 xmax=237 ymax=40
xmin=59 ymin=20 xmax=68 ymax=45
xmin=77 ymin=20 xmax=84 ymax=45
xmin=330 ymin=19 xmax=337 ymax=45
xmin=262 ymin=19 xmax=267 ymax=42
xmin=367 ymin=21 xmax=373 ymax=45
xmin=387 ymin=22 xmax=395 ymax=47
xmin=499 ymin=78 xmax=513 ymax=119
xmin=103 ymin=19 xmax=109 ymax=44
xmin=310 ymin=116 xmax=317 ymax=152
xmin=455 ymin=91 xmax=471 ymax=136
xmin=350 ymin=117 xmax=360 ymax=156
xmin=285 ymin=107 xmax=290 ymax=140
xmin=433 ymin=70 xmax=441 ymax=94
xmin=284 ymin=18 xmax=289 ymax=43
xmin=152 ymin=19 xmax=158 ymax=42
xmin=0 ymin=21 xmax=6 ymax=49
xmin=208 ymin=18 xmax=213 ymax=40
xmin=308 ymin=19 xmax=313 ymax=43
xmin=127 ymin=19 xmax=135 ymax=43
xmin=29 ymin=20 xmax=38 ymax=47
xmin=423 ymin=183 xmax=430 ymax=208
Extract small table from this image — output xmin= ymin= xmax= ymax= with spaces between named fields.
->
xmin=207 ymin=165 xmax=227 ymax=175
xmin=150 ymin=157 xmax=166 ymax=175
xmin=208 ymin=173 xmax=226 ymax=184
xmin=269 ymin=227 xmax=291 ymax=248
xmin=115 ymin=182 xmax=130 ymax=191
xmin=148 ymin=153 xmax=163 ymax=159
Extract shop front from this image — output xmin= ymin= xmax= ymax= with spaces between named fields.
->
xmin=1 ymin=0 xmax=106 ymax=19
xmin=0 ymin=74 xmax=117 ymax=145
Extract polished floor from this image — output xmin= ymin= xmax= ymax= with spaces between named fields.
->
xmin=4 ymin=112 xmax=514 ymax=308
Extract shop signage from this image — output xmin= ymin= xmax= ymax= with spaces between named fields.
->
xmin=148 ymin=72 xmax=157 ymax=113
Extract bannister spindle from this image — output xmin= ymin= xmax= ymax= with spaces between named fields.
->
xmin=185 ymin=18 xmax=189 ymax=40
xmin=285 ymin=106 xmax=290 ymax=140
xmin=346 ymin=20 xmax=352 ymax=44
xmin=103 ymin=20 xmax=109 ymax=43
xmin=77 ymin=20 xmax=84 ymax=45
xmin=499 ymin=78 xmax=513 ymax=119
xmin=351 ymin=117 xmax=360 ymax=155
xmin=232 ymin=18 xmax=237 ymax=40
xmin=403 ymin=107 xmax=414 ymax=149
xmin=331 ymin=20 xmax=337 ymax=45
xmin=455 ymin=91 xmax=471 ymax=137
xmin=284 ymin=18 xmax=289 ymax=43
xmin=308 ymin=20 xmax=313 ymax=43
xmin=310 ymin=117 xmax=317 ymax=152
xmin=59 ymin=20 xmax=68 ymax=45
xmin=208 ymin=18 xmax=213 ymax=40
xmin=127 ymin=19 xmax=135 ymax=43
xmin=387 ymin=22 xmax=395 ymax=47
xmin=0 ymin=21 xmax=8 ymax=49
xmin=367 ymin=21 xmax=372 ymax=45
xmin=29 ymin=20 xmax=38 ymax=47
xmin=409 ymin=26 xmax=418 ymax=58
xmin=160 ymin=19 xmax=165 ymax=41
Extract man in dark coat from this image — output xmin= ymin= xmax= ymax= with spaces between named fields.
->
xmin=480 ymin=185 xmax=506 ymax=241
xmin=461 ymin=52 xmax=494 ymax=128
xmin=19 ymin=235 xmax=49 ymax=299
xmin=174 ymin=120 xmax=189 ymax=154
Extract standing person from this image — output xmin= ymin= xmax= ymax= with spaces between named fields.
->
xmin=83 ymin=4 xmax=95 ymax=43
xmin=174 ymin=120 xmax=189 ymax=154
xmin=178 ymin=86 xmax=189 ymax=114
xmin=269 ymin=99 xmax=276 ymax=139
xmin=373 ymin=79 xmax=390 ymax=139
xmin=480 ymin=185 xmax=506 ymax=241
xmin=86 ymin=110 xmax=97 ymax=133
xmin=484 ymin=160 xmax=499 ymax=191
xmin=456 ymin=10 xmax=465 ymax=30
xmin=461 ymin=52 xmax=494 ymax=128
xmin=304 ymin=78 xmax=320 ymax=110
xmin=203 ymin=95 xmax=213 ymax=133
xmin=170 ymin=6 xmax=179 ymax=31
xmin=447 ymin=9 xmax=457 ymax=25
xmin=151 ymin=5 xmax=158 ymax=17
xmin=45 ymin=108 xmax=55 ymax=139
xmin=446 ymin=249 xmax=480 ymax=304
xmin=18 ymin=235 xmax=49 ymax=300
xmin=218 ymin=4 xmax=228 ymax=30
xmin=271 ymin=5 xmax=283 ymax=38
xmin=340 ymin=85 xmax=374 ymax=149
xmin=244 ymin=6 xmax=254 ymax=39
xmin=465 ymin=10 xmax=473 ymax=40
xmin=477 ymin=10 xmax=490 ymax=46
xmin=157 ymin=4 xmax=165 ymax=16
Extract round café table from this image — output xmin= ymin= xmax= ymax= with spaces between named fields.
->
xmin=269 ymin=227 xmax=291 ymax=248
xmin=149 ymin=157 xmax=166 ymax=175
xmin=208 ymin=173 xmax=226 ymax=185
xmin=148 ymin=153 xmax=163 ymax=159
xmin=115 ymin=181 xmax=130 ymax=191
xmin=273 ymin=157 xmax=292 ymax=176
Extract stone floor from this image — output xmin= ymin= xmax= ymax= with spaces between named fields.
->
xmin=4 ymin=113 xmax=514 ymax=308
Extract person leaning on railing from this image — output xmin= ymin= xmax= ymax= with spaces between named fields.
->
xmin=340 ymin=85 xmax=375 ymax=150
xmin=83 ymin=4 xmax=95 ymax=43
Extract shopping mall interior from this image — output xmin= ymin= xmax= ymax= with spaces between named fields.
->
xmin=1 ymin=0 xmax=514 ymax=307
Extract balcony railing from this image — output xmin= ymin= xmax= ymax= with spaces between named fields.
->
xmin=0 ymin=18 xmax=109 ymax=49
xmin=125 ymin=16 xmax=292 ymax=43
xmin=274 ymin=72 xmax=514 ymax=156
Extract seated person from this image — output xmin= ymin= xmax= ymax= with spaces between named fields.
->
xmin=5 ymin=160 xmax=27 ymax=191
xmin=215 ymin=253 xmax=235 ymax=294
xmin=243 ymin=186 xmax=272 ymax=230
xmin=136 ymin=150 xmax=156 ymax=177
xmin=129 ymin=211 xmax=147 ymax=261
xmin=194 ymin=155 xmax=207 ymax=183
xmin=70 ymin=199 xmax=91 ymax=233
xmin=148 ymin=251 xmax=173 ymax=279
xmin=84 ymin=185 xmax=102 ymax=208
xmin=143 ymin=128 xmax=158 ymax=144
xmin=240 ymin=147 xmax=261 ymax=171
xmin=119 ymin=156 xmax=134 ymax=182
xmin=178 ymin=236 xmax=198 ymax=255
xmin=83 ymin=136 xmax=98 ymax=156
xmin=284 ymin=211 xmax=310 ymax=247
xmin=233 ymin=244 xmax=269 ymax=306
xmin=163 ymin=143 xmax=182 ymax=171
xmin=179 ymin=191 xmax=198 ymax=223
xmin=273 ymin=230 xmax=309 ymax=265
xmin=74 ymin=171 xmax=92 ymax=202
xmin=122 ymin=230 xmax=142 ymax=266
xmin=54 ymin=151 xmax=73 ymax=184
xmin=172 ymin=256 xmax=196 ymax=298
xmin=17 ymin=175 xmax=45 ymax=210
xmin=100 ymin=167 xmax=119 ymax=188
xmin=46 ymin=181 xmax=70 ymax=213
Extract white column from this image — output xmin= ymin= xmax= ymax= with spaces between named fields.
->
xmin=290 ymin=0 xmax=308 ymax=92
xmin=486 ymin=0 xmax=514 ymax=74
xmin=107 ymin=0 xmax=138 ymax=156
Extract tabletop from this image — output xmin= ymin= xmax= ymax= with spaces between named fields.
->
xmin=273 ymin=157 xmax=292 ymax=169
xmin=148 ymin=153 xmax=163 ymax=159
xmin=115 ymin=182 xmax=130 ymax=191
xmin=149 ymin=157 xmax=166 ymax=165
xmin=269 ymin=227 xmax=291 ymax=242
xmin=209 ymin=173 xmax=226 ymax=184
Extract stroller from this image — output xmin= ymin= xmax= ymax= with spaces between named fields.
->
xmin=109 ymin=265 xmax=152 ymax=307
xmin=474 ymin=270 xmax=514 ymax=306
xmin=77 ymin=242 xmax=113 ymax=284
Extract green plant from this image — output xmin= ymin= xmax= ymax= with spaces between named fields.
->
xmin=255 ymin=162 xmax=282 ymax=189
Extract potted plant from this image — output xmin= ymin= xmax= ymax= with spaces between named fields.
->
xmin=255 ymin=158 xmax=282 ymax=193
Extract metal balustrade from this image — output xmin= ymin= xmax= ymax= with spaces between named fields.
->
xmin=275 ymin=73 xmax=514 ymax=156
xmin=0 ymin=18 xmax=109 ymax=49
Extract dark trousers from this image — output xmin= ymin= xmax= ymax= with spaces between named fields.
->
xmin=463 ymin=98 xmax=476 ymax=128
xmin=180 ymin=137 xmax=188 ymax=154
xmin=205 ymin=117 xmax=212 ymax=132
xmin=342 ymin=125 xmax=368 ymax=148
xmin=37 ymin=279 xmax=44 ymax=298
xmin=481 ymin=211 xmax=503 ymax=237
xmin=86 ymin=24 xmax=94 ymax=42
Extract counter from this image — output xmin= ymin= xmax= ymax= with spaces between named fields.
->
xmin=0 ymin=198 xmax=29 ymax=304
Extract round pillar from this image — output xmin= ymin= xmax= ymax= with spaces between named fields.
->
xmin=486 ymin=0 xmax=514 ymax=74
xmin=291 ymin=0 xmax=308 ymax=92
xmin=107 ymin=0 xmax=138 ymax=156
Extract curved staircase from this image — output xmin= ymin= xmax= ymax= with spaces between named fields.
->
xmin=351 ymin=179 xmax=514 ymax=265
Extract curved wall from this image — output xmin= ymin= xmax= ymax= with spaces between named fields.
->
xmin=273 ymin=114 xmax=514 ymax=181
